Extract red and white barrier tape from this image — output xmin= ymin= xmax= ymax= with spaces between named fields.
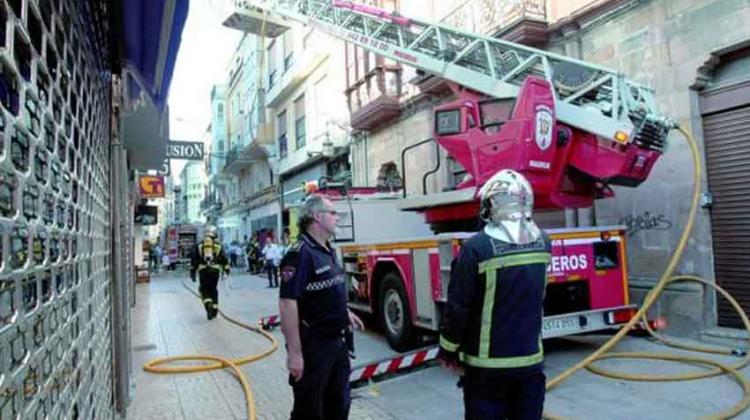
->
xmin=349 ymin=346 xmax=439 ymax=383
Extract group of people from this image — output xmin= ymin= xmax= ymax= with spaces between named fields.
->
xmin=189 ymin=169 xmax=550 ymax=419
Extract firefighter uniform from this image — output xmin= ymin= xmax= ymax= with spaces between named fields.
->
xmin=190 ymin=236 xmax=230 ymax=320
xmin=440 ymin=231 xmax=551 ymax=420
xmin=279 ymin=233 xmax=351 ymax=420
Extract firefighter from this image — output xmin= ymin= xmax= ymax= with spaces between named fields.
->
xmin=439 ymin=169 xmax=551 ymax=420
xmin=279 ymin=194 xmax=364 ymax=420
xmin=190 ymin=226 xmax=230 ymax=320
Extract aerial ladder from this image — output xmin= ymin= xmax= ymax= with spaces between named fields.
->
xmin=223 ymin=0 xmax=675 ymax=230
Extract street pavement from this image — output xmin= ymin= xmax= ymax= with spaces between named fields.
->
xmin=127 ymin=271 xmax=750 ymax=420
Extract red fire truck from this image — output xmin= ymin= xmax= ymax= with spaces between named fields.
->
xmin=224 ymin=0 xmax=673 ymax=351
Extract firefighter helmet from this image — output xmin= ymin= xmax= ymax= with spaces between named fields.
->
xmin=478 ymin=169 xmax=540 ymax=244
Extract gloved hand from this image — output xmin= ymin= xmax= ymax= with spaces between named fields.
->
xmin=190 ymin=272 xmax=196 ymax=282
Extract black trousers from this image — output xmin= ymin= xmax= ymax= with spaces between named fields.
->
xmin=462 ymin=370 xmax=545 ymax=420
xmin=198 ymin=270 xmax=220 ymax=313
xmin=267 ymin=263 xmax=279 ymax=287
xmin=290 ymin=332 xmax=351 ymax=420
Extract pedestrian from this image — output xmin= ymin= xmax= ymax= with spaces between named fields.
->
xmin=439 ymin=169 xmax=551 ymax=420
xmin=262 ymin=235 xmax=283 ymax=287
xmin=279 ymin=194 xmax=364 ymax=420
xmin=162 ymin=253 xmax=171 ymax=272
xmin=190 ymin=226 xmax=231 ymax=320
xmin=153 ymin=244 xmax=162 ymax=273
xmin=234 ymin=243 xmax=245 ymax=270
xmin=229 ymin=242 xmax=238 ymax=268
xmin=245 ymin=236 xmax=256 ymax=273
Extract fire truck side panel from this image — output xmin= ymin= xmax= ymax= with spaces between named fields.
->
xmin=546 ymin=229 xmax=628 ymax=313
xmin=413 ymin=248 xmax=440 ymax=330
xmin=368 ymin=253 xmax=417 ymax=323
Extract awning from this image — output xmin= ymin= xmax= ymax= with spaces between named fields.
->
xmin=119 ymin=0 xmax=188 ymax=170
xmin=122 ymin=0 xmax=189 ymax=111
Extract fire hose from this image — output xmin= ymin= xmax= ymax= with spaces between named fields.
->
xmin=544 ymin=126 xmax=750 ymax=420
xmin=142 ymin=278 xmax=278 ymax=420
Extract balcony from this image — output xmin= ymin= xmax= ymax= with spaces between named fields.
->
xmin=347 ymin=66 xmax=402 ymax=131
xmin=266 ymin=46 xmax=329 ymax=108
xmin=440 ymin=0 xmax=549 ymax=47
xmin=221 ymin=122 xmax=276 ymax=175
xmin=241 ymin=184 xmax=278 ymax=212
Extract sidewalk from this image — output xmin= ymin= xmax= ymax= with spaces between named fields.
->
xmin=127 ymin=271 xmax=395 ymax=420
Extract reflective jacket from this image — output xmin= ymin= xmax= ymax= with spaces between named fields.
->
xmin=439 ymin=230 xmax=550 ymax=371
xmin=190 ymin=238 xmax=230 ymax=278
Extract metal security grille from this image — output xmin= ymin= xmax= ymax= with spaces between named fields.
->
xmin=0 ymin=0 xmax=114 ymax=418
xmin=704 ymin=105 xmax=750 ymax=327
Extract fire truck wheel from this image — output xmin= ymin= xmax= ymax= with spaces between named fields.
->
xmin=379 ymin=272 xmax=415 ymax=352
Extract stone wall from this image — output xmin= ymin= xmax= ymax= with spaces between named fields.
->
xmin=549 ymin=0 xmax=750 ymax=333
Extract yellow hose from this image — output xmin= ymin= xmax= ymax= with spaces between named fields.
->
xmin=143 ymin=281 xmax=279 ymax=420
xmin=544 ymin=127 xmax=750 ymax=420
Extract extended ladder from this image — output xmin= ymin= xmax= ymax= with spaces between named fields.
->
xmin=224 ymin=0 xmax=672 ymax=149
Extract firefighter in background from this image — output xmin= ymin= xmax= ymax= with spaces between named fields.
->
xmin=190 ymin=226 xmax=230 ymax=320
xmin=439 ymin=169 xmax=551 ymax=420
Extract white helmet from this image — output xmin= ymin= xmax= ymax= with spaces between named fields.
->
xmin=478 ymin=169 xmax=540 ymax=244
xmin=204 ymin=225 xmax=218 ymax=239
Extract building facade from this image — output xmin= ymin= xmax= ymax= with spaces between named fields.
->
xmin=263 ymin=22 xmax=352 ymax=239
xmin=179 ymin=161 xmax=207 ymax=224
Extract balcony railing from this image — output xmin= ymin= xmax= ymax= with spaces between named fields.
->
xmin=347 ymin=66 xmax=402 ymax=131
xmin=440 ymin=0 xmax=547 ymax=36
xmin=225 ymin=148 xmax=241 ymax=168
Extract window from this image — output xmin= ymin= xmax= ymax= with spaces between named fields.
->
xmin=294 ymin=95 xmax=306 ymax=149
xmin=217 ymin=104 xmax=224 ymax=118
xmin=267 ymin=40 xmax=277 ymax=90
xmin=218 ymin=140 xmax=224 ymax=152
xmin=283 ymin=32 xmax=294 ymax=71
xmin=277 ymin=111 xmax=287 ymax=158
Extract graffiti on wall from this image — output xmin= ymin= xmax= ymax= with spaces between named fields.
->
xmin=618 ymin=211 xmax=672 ymax=236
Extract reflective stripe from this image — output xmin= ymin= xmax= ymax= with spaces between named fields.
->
xmin=202 ymin=298 xmax=213 ymax=304
xmin=478 ymin=252 xmax=551 ymax=274
xmin=305 ymin=275 xmax=345 ymax=292
xmin=460 ymin=346 xmax=544 ymax=368
xmin=440 ymin=335 xmax=460 ymax=352
xmin=479 ymin=269 xmax=497 ymax=358
xmin=198 ymin=264 xmax=224 ymax=272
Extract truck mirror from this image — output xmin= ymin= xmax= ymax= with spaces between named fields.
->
xmin=435 ymin=109 xmax=462 ymax=135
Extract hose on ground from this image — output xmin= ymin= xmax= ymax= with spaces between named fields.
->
xmin=544 ymin=126 xmax=750 ymax=420
xmin=143 ymin=280 xmax=278 ymax=420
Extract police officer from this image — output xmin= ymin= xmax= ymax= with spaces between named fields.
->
xmin=279 ymin=194 xmax=364 ymax=420
xmin=190 ymin=226 xmax=230 ymax=320
xmin=439 ymin=169 xmax=551 ymax=420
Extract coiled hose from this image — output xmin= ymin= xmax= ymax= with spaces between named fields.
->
xmin=544 ymin=126 xmax=750 ymax=420
xmin=142 ymin=280 xmax=279 ymax=420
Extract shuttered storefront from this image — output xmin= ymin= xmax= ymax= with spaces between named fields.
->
xmin=703 ymin=104 xmax=750 ymax=327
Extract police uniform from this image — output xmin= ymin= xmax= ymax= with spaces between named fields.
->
xmin=190 ymin=237 xmax=230 ymax=320
xmin=279 ymin=232 xmax=351 ymax=420
xmin=439 ymin=230 xmax=551 ymax=420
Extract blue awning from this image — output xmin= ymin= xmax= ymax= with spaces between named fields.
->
xmin=122 ymin=0 xmax=189 ymax=111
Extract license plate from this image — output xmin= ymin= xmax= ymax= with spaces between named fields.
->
xmin=543 ymin=316 xmax=580 ymax=332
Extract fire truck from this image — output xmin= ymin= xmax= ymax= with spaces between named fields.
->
xmin=224 ymin=0 xmax=674 ymax=350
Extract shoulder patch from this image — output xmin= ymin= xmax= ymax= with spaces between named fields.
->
xmin=280 ymin=265 xmax=296 ymax=283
